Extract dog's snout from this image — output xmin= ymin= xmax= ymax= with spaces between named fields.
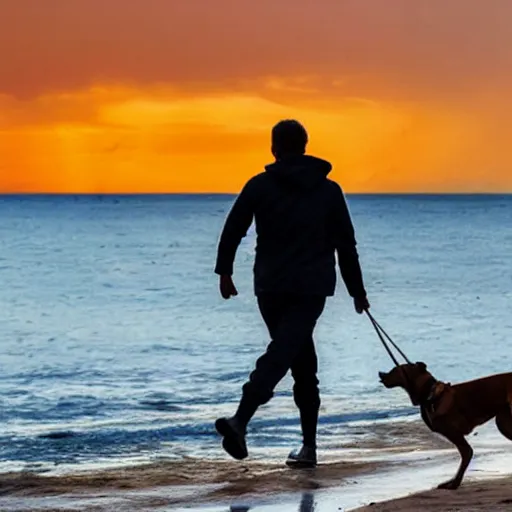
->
xmin=378 ymin=372 xmax=386 ymax=380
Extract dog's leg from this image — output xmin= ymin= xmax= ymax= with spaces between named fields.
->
xmin=496 ymin=409 xmax=512 ymax=440
xmin=437 ymin=432 xmax=473 ymax=490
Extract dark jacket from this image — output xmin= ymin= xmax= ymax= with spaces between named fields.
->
xmin=214 ymin=155 xmax=367 ymax=298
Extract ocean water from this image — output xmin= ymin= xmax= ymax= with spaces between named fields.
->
xmin=0 ymin=194 xmax=511 ymax=473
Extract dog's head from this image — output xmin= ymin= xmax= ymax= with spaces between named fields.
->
xmin=379 ymin=362 xmax=434 ymax=405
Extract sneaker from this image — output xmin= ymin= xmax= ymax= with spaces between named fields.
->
xmin=215 ymin=417 xmax=248 ymax=460
xmin=285 ymin=445 xmax=317 ymax=468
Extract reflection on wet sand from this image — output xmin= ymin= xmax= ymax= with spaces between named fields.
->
xmin=299 ymin=492 xmax=316 ymax=512
xmin=230 ymin=492 xmax=316 ymax=512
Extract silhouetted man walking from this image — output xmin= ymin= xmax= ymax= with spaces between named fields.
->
xmin=214 ymin=120 xmax=369 ymax=467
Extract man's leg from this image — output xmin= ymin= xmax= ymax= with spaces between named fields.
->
xmin=285 ymin=337 xmax=320 ymax=467
xmin=216 ymin=294 xmax=326 ymax=460
xmin=243 ymin=294 xmax=325 ymax=412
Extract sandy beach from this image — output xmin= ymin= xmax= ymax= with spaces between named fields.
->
xmin=353 ymin=477 xmax=512 ymax=511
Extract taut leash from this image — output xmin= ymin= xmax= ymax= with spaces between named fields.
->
xmin=365 ymin=310 xmax=412 ymax=366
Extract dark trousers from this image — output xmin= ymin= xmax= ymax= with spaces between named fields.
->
xmin=239 ymin=293 xmax=326 ymax=445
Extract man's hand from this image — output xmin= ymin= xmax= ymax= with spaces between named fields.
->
xmin=354 ymin=296 xmax=370 ymax=314
xmin=219 ymin=275 xmax=238 ymax=300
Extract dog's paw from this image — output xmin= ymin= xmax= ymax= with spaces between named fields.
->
xmin=437 ymin=479 xmax=461 ymax=490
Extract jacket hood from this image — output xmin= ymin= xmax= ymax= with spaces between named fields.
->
xmin=265 ymin=155 xmax=332 ymax=190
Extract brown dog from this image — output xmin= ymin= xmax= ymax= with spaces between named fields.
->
xmin=379 ymin=362 xmax=512 ymax=490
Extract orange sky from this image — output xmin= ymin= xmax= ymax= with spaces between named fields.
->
xmin=1 ymin=0 xmax=512 ymax=193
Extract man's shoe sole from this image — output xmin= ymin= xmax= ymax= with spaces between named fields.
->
xmin=215 ymin=418 xmax=248 ymax=460
xmin=285 ymin=458 xmax=317 ymax=469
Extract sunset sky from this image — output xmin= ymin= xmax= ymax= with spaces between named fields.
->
xmin=1 ymin=0 xmax=512 ymax=193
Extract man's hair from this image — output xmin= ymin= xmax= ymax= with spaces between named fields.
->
xmin=271 ymin=120 xmax=308 ymax=156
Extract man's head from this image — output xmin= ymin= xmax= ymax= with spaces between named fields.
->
xmin=271 ymin=120 xmax=308 ymax=160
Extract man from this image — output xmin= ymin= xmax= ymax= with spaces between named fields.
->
xmin=214 ymin=120 xmax=369 ymax=468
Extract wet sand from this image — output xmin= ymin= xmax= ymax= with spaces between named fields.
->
xmin=0 ymin=459 xmax=385 ymax=511
xmin=0 ymin=458 xmax=380 ymax=502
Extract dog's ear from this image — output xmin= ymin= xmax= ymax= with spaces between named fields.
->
xmin=416 ymin=361 xmax=427 ymax=372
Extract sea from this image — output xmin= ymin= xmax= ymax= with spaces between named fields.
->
xmin=1 ymin=194 xmax=511 ymax=475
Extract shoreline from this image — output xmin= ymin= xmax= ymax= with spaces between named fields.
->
xmin=0 ymin=457 xmax=383 ymax=507
xmin=1 ymin=420 xmax=511 ymax=511
xmin=1 ymin=447 xmax=510 ymax=511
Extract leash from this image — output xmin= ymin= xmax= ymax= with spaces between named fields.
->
xmin=365 ymin=310 xmax=433 ymax=409
xmin=365 ymin=310 xmax=412 ymax=365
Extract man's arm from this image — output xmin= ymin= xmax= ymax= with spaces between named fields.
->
xmin=214 ymin=181 xmax=255 ymax=278
xmin=331 ymin=183 xmax=368 ymax=307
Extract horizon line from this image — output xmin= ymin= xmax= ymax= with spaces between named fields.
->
xmin=0 ymin=192 xmax=511 ymax=197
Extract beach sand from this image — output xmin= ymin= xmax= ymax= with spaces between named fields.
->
xmin=353 ymin=477 xmax=512 ymax=511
